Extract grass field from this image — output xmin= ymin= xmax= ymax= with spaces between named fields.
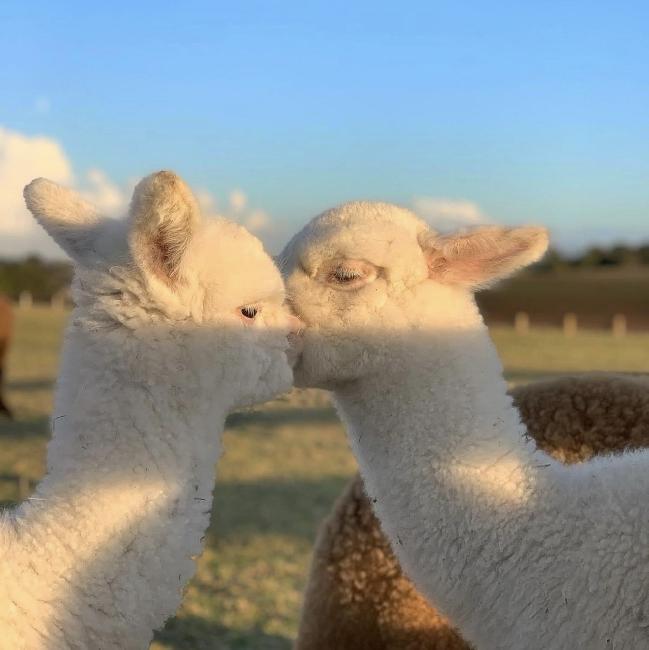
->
xmin=2 ymin=306 xmax=649 ymax=649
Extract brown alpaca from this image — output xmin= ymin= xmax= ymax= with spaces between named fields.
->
xmin=296 ymin=374 xmax=649 ymax=650
xmin=0 ymin=295 xmax=13 ymax=418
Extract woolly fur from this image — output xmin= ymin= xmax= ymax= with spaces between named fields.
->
xmin=283 ymin=201 xmax=649 ymax=649
xmin=297 ymin=374 xmax=649 ymax=650
xmin=0 ymin=172 xmax=295 ymax=650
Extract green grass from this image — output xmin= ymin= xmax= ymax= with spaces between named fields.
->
xmin=2 ymin=306 xmax=649 ymax=649
xmin=491 ymin=326 xmax=649 ymax=383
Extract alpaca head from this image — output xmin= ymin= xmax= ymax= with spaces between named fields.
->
xmin=281 ymin=201 xmax=548 ymax=389
xmin=24 ymin=171 xmax=298 ymax=407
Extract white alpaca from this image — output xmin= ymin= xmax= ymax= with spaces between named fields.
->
xmin=0 ymin=171 xmax=297 ymax=650
xmin=282 ymin=201 xmax=649 ymax=649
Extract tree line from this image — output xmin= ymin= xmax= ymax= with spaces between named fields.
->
xmin=538 ymin=245 xmax=649 ymax=271
xmin=1 ymin=244 xmax=649 ymax=301
xmin=0 ymin=256 xmax=72 ymax=301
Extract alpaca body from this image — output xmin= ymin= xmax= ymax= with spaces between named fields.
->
xmin=297 ymin=374 xmax=649 ymax=650
xmin=282 ymin=201 xmax=649 ymax=649
xmin=296 ymin=473 xmax=462 ymax=650
xmin=334 ymin=323 xmax=649 ymax=649
xmin=0 ymin=316 xmax=225 ymax=649
xmin=1 ymin=171 xmax=296 ymax=649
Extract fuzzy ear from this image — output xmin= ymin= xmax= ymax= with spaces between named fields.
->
xmin=128 ymin=171 xmax=201 ymax=285
xmin=23 ymin=178 xmax=104 ymax=264
xmin=420 ymin=225 xmax=549 ymax=289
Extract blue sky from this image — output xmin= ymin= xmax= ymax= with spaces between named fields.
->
xmin=1 ymin=1 xmax=648 ymax=256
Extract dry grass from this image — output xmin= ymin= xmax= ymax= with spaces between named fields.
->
xmin=1 ymin=306 xmax=648 ymax=648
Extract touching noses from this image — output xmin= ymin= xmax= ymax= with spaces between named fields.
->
xmin=285 ymin=312 xmax=304 ymax=368
xmin=284 ymin=294 xmax=305 ymax=335
xmin=287 ymin=314 xmax=304 ymax=336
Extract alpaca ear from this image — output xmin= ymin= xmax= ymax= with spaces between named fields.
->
xmin=420 ymin=225 xmax=549 ymax=290
xmin=128 ymin=171 xmax=201 ymax=286
xmin=23 ymin=179 xmax=105 ymax=265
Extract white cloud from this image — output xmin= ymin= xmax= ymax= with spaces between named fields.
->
xmin=195 ymin=189 xmax=218 ymax=216
xmin=412 ymin=197 xmax=491 ymax=232
xmin=197 ymin=188 xmax=272 ymax=235
xmin=80 ymin=168 xmax=128 ymax=215
xmin=0 ymin=127 xmax=133 ymax=259
xmin=228 ymin=189 xmax=247 ymax=213
xmin=0 ymin=127 xmax=76 ymax=258
xmin=0 ymin=125 xmax=277 ymax=259
xmin=244 ymin=209 xmax=270 ymax=232
xmin=0 ymin=127 xmax=73 ymax=235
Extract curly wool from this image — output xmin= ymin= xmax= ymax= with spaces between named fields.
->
xmin=0 ymin=172 xmax=294 ymax=650
xmin=282 ymin=201 xmax=649 ymax=648
xmin=296 ymin=374 xmax=649 ymax=650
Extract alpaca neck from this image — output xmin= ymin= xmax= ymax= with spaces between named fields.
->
xmin=1 ymin=320 xmax=227 ymax=649
xmin=331 ymin=301 xmax=649 ymax=648
xmin=336 ymin=323 xmax=540 ymax=499
xmin=332 ymin=318 xmax=548 ymax=632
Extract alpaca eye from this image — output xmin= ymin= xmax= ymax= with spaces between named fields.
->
xmin=320 ymin=259 xmax=378 ymax=291
xmin=332 ymin=268 xmax=362 ymax=283
xmin=240 ymin=306 xmax=258 ymax=319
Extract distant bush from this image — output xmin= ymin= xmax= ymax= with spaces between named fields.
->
xmin=0 ymin=256 xmax=72 ymax=301
xmin=0 ymin=242 xmax=648 ymax=303
xmin=535 ymin=244 xmax=649 ymax=272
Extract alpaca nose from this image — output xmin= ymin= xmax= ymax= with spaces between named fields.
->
xmin=287 ymin=314 xmax=304 ymax=336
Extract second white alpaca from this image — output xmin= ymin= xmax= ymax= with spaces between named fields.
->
xmin=282 ymin=201 xmax=649 ymax=649
xmin=0 ymin=171 xmax=297 ymax=650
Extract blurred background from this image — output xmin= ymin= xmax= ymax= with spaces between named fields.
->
xmin=1 ymin=2 xmax=648 ymax=648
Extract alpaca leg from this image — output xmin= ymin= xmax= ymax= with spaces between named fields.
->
xmin=0 ymin=359 xmax=12 ymax=420
xmin=0 ymin=394 xmax=12 ymax=419
xmin=297 ymin=374 xmax=649 ymax=648
xmin=0 ymin=302 xmax=13 ymax=420
xmin=296 ymin=474 xmax=469 ymax=650
xmin=296 ymin=475 xmax=388 ymax=650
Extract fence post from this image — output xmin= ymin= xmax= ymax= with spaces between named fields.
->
xmin=514 ymin=311 xmax=530 ymax=334
xmin=612 ymin=314 xmax=627 ymax=338
xmin=50 ymin=290 xmax=65 ymax=309
xmin=563 ymin=313 xmax=578 ymax=337
xmin=18 ymin=291 xmax=33 ymax=309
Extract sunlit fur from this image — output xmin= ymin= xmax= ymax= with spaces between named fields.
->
xmin=0 ymin=172 xmax=294 ymax=650
xmin=283 ymin=201 xmax=649 ymax=649
xmin=296 ymin=374 xmax=649 ymax=650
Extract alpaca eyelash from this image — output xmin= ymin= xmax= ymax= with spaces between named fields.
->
xmin=240 ymin=305 xmax=259 ymax=319
xmin=332 ymin=268 xmax=362 ymax=283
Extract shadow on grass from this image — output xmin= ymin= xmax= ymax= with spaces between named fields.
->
xmin=154 ymin=615 xmax=292 ymax=649
xmin=6 ymin=378 xmax=55 ymax=392
xmin=226 ymin=406 xmax=338 ymax=429
xmin=208 ymin=475 xmax=351 ymax=544
xmin=0 ymin=415 xmax=50 ymax=438
xmin=0 ymin=472 xmax=35 ymax=484
xmin=0 ymin=472 xmax=36 ymax=507
xmin=505 ymin=369 xmax=649 ymax=384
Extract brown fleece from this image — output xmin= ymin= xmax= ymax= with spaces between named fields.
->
xmin=296 ymin=374 xmax=649 ymax=650
xmin=0 ymin=295 xmax=13 ymax=418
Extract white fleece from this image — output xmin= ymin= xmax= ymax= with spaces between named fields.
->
xmin=0 ymin=171 xmax=295 ymax=650
xmin=283 ymin=201 xmax=649 ymax=649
